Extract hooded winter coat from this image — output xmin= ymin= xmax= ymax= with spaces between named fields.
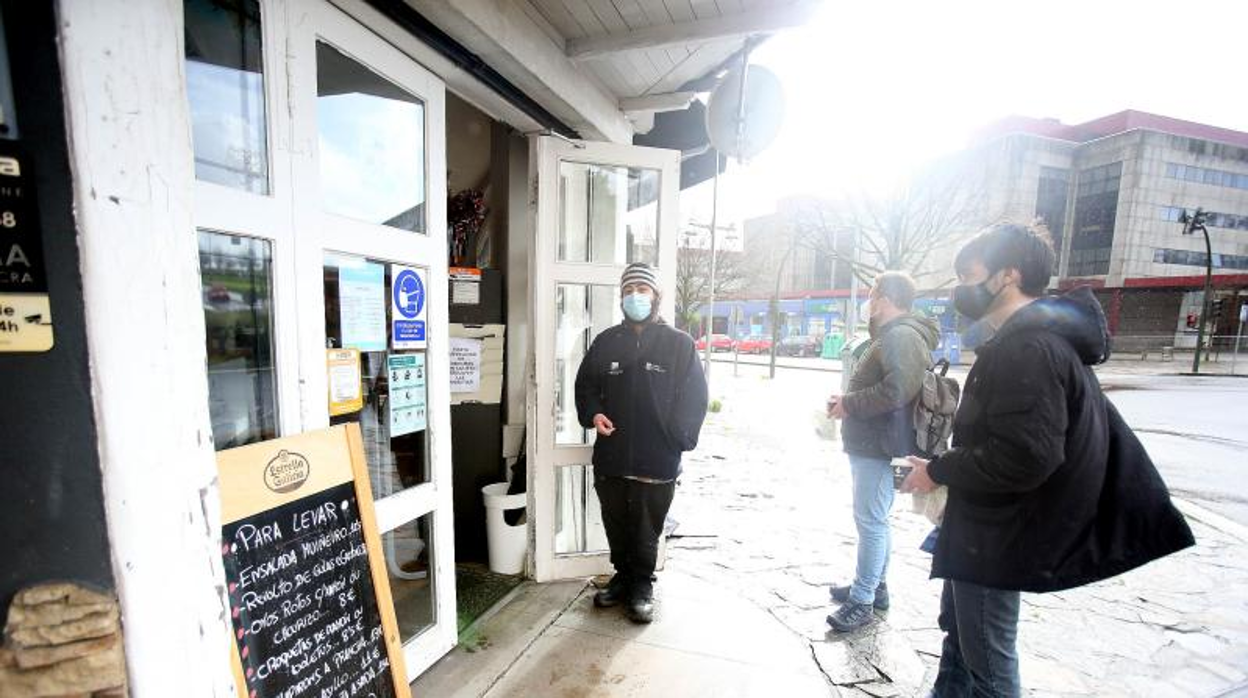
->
xmin=574 ymin=320 xmax=709 ymax=481
xmin=927 ymin=287 xmax=1194 ymax=592
xmin=841 ymin=314 xmax=941 ymax=459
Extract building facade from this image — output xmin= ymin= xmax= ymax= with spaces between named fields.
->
xmin=969 ymin=111 xmax=1248 ymax=351
xmin=0 ymin=1 xmax=815 ymax=695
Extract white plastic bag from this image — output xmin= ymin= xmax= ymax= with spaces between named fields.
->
xmin=911 ymin=486 xmax=947 ymax=525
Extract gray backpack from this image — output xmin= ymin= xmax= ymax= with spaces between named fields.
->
xmin=914 ymin=359 xmax=960 ymax=457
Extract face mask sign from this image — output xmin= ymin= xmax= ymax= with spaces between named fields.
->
xmin=622 ymin=293 xmax=652 ymax=322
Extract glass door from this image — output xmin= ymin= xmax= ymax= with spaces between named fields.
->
xmin=530 ymin=137 xmax=680 ymax=582
xmin=287 ymin=1 xmax=453 ymax=680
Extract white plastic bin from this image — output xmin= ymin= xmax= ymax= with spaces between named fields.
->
xmin=482 ymin=483 xmax=526 ymax=575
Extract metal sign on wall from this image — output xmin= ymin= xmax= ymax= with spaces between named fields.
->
xmin=0 ymin=141 xmax=52 ymax=352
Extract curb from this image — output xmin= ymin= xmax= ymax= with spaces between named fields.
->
xmin=1174 ymin=498 xmax=1248 ymax=540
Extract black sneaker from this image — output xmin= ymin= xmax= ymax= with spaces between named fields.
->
xmin=827 ymin=602 xmax=876 ymax=632
xmin=625 ymin=596 xmax=654 ymax=624
xmin=593 ymin=575 xmax=630 ymax=608
xmin=828 ymin=581 xmax=889 ymax=611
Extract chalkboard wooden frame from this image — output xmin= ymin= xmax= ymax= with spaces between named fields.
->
xmin=217 ymin=424 xmax=412 ymax=698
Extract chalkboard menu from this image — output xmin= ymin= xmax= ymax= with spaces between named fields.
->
xmin=216 ymin=425 xmax=410 ymax=698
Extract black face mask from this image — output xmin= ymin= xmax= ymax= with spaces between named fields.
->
xmin=953 ymin=274 xmax=1002 ymax=321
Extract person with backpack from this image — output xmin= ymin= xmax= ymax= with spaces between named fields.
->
xmin=902 ymin=223 xmax=1194 ymax=696
xmin=826 ymin=271 xmax=940 ymax=632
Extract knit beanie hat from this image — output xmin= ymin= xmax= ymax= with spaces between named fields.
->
xmin=620 ymin=262 xmax=661 ymax=295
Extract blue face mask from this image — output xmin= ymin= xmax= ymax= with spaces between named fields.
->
xmin=622 ymin=293 xmax=652 ymax=322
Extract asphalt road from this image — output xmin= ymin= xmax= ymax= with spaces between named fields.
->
xmin=710 ymin=356 xmax=1248 ymax=526
xmin=1101 ymin=374 xmax=1248 ymax=526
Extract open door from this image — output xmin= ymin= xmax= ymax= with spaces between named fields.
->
xmin=529 ymin=136 xmax=680 ymax=582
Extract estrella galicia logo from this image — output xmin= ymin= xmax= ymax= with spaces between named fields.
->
xmin=263 ymin=450 xmax=310 ymax=493
xmin=393 ymin=268 xmax=425 ymax=319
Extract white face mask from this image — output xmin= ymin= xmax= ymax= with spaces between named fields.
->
xmin=859 ymin=300 xmax=873 ymax=323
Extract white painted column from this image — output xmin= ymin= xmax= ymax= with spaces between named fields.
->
xmin=57 ymin=0 xmax=233 ymax=695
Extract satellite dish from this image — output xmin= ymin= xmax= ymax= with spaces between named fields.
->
xmin=705 ymin=64 xmax=785 ymax=162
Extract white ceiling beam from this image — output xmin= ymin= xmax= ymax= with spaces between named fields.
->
xmin=567 ymin=2 xmax=821 ymax=61
xmin=401 ymin=0 xmax=635 ymax=143
xmin=620 ymin=91 xmax=697 ymax=114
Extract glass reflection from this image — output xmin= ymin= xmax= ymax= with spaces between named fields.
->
xmin=554 ymin=465 xmax=609 ymax=555
xmin=198 ymin=230 xmax=278 ymax=449
xmin=555 ymin=284 xmax=620 ymax=445
xmin=384 ymin=514 xmax=436 ymax=641
xmin=558 ymin=163 xmax=660 ymax=265
xmin=317 ymin=42 xmax=427 ymax=232
xmin=323 ymin=254 xmax=431 ymax=498
xmin=184 ymin=0 xmax=269 ymax=194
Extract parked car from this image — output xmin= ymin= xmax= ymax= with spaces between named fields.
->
xmin=735 ymin=335 xmax=773 ymax=354
xmin=777 ymin=335 xmax=822 ymax=357
xmin=694 ymin=334 xmax=736 ymax=352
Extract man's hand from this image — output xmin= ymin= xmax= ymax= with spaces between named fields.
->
xmin=827 ymin=394 xmax=847 ymax=420
xmin=901 ymin=455 xmax=937 ymax=494
xmin=592 ymin=413 xmax=616 ymax=436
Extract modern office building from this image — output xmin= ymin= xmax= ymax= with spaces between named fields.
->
xmin=968 ymin=110 xmax=1248 ymax=350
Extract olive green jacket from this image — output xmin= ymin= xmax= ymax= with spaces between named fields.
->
xmin=841 ymin=314 xmax=940 ymax=457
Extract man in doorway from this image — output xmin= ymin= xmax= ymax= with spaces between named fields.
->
xmin=902 ymin=223 xmax=1193 ymax=695
xmin=574 ymin=262 xmax=709 ymax=624
xmin=826 ymin=271 xmax=939 ymax=632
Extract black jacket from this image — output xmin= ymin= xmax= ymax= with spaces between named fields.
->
xmin=574 ymin=321 xmax=708 ymax=481
xmin=928 ymin=287 xmax=1194 ymax=592
xmin=842 ymin=314 xmax=941 ymax=458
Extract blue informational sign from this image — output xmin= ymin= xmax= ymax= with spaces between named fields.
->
xmin=391 ymin=265 xmax=427 ymax=349
xmin=387 ymin=353 xmax=427 ymax=436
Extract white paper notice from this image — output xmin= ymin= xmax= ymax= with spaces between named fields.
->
xmin=338 ymin=261 xmax=386 ymax=352
xmin=451 ymin=280 xmax=480 ymax=306
xmin=448 ymin=338 xmax=482 ymax=393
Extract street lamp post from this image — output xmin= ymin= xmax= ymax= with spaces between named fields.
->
xmin=702 ymin=165 xmax=719 ymax=382
xmin=1178 ymin=207 xmax=1212 ymax=374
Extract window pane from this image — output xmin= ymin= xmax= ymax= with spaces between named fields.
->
xmin=384 ymin=514 xmax=436 ymax=641
xmin=317 ymin=42 xmax=427 ymax=233
xmin=558 ymin=163 xmax=660 ymax=264
xmin=554 ymin=465 xmax=609 ymax=555
xmin=184 ymin=0 xmax=269 ymax=194
xmin=324 ymin=254 xmax=432 ymax=496
xmin=198 ymin=230 xmax=278 ymax=449
xmin=555 ymin=284 xmax=620 ymax=445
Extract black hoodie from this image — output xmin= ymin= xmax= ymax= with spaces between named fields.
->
xmin=928 ymin=287 xmax=1194 ymax=592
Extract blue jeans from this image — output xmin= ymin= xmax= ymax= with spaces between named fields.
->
xmin=848 ymin=454 xmax=894 ymax=605
xmin=933 ymin=579 xmax=1021 ymax=698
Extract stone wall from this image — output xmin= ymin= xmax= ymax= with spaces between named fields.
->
xmin=0 ymin=583 xmax=126 ymax=697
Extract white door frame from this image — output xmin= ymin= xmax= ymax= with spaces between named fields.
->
xmin=284 ymin=1 xmax=455 ymax=679
xmin=528 ymin=136 xmax=680 ymax=582
xmin=191 ymin=0 xmax=302 ymax=441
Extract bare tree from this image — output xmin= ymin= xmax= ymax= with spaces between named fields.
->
xmin=794 ymin=158 xmax=994 ymax=286
xmin=673 ymin=245 xmax=750 ymax=333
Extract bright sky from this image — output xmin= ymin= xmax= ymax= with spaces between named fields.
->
xmin=682 ymin=0 xmax=1248 ymax=227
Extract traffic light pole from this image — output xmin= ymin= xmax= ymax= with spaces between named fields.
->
xmin=1233 ymin=302 xmax=1245 ymax=376
xmin=1193 ymin=224 xmax=1213 ymax=374
xmin=1180 ymin=208 xmax=1213 ymax=374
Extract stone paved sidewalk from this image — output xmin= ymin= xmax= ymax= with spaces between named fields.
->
xmin=665 ymin=365 xmax=1248 ymax=697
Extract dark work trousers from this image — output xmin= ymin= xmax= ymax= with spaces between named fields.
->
xmin=932 ymin=579 xmax=1022 ymax=698
xmin=594 ymin=474 xmax=676 ymax=600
